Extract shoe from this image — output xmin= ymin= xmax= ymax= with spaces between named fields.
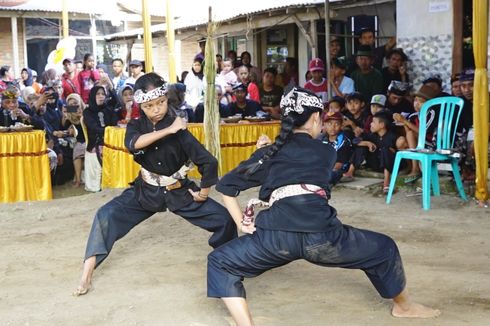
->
xmin=383 ymin=186 xmax=390 ymax=195
xmin=340 ymin=175 xmax=355 ymax=183
xmin=403 ymin=174 xmax=421 ymax=184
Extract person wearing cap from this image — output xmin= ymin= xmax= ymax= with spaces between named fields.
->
xmin=450 ymin=73 xmax=462 ymax=97
xmin=30 ymin=69 xmax=42 ymax=94
xmin=422 ymin=75 xmax=450 ymax=98
xmin=195 ymin=37 xmax=206 ymax=62
xmin=330 ymin=57 xmax=354 ymax=97
xmin=209 ymin=87 xmax=440 ymax=324
xmin=358 ymin=27 xmax=396 ymax=70
xmin=74 ymin=72 xmax=237 ymax=296
xmin=304 ymin=58 xmax=329 ymax=105
xmin=321 ymin=111 xmax=353 ymax=185
xmin=393 ymin=84 xmax=439 ymax=181
xmin=458 ymin=68 xmax=475 ymax=133
xmin=0 ymin=85 xmax=44 ymax=129
xmin=77 ymin=53 xmax=100 ymax=104
xmin=386 ymin=80 xmax=414 ymax=115
xmin=363 ymin=94 xmax=388 ymax=134
xmin=61 ymin=58 xmax=81 ymax=100
xmin=227 ymin=83 xmax=265 ymax=118
xmin=382 ymin=48 xmax=409 ymax=93
xmin=126 ymin=59 xmax=145 ymax=86
xmin=350 ymin=45 xmax=384 ymax=103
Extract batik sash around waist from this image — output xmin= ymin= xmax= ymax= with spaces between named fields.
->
xmin=242 ymin=184 xmax=328 ymax=226
xmin=140 ymin=164 xmax=191 ymax=188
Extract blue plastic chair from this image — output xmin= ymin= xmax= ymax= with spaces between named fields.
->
xmin=386 ymin=97 xmax=468 ymax=210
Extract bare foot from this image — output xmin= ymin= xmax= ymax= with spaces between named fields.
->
xmin=392 ymin=302 xmax=441 ymax=318
xmin=72 ymin=181 xmax=81 ymax=188
xmin=73 ymin=280 xmax=91 ymax=296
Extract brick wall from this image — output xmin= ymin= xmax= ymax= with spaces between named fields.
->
xmin=0 ymin=17 xmax=25 ymax=77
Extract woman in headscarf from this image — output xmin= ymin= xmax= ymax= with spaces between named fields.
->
xmin=208 ymin=87 xmax=441 ymax=324
xmin=82 ymin=85 xmax=118 ymax=192
xmin=183 ymin=58 xmax=205 ymax=110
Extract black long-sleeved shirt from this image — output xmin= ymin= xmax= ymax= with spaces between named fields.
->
xmin=83 ymin=104 xmax=118 ymax=152
xmin=217 ymin=133 xmax=342 ymax=232
xmin=125 ymin=114 xmax=219 ymax=211
xmin=0 ymin=105 xmax=45 ymax=130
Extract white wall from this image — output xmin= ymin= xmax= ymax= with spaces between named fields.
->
xmin=397 ymin=0 xmax=452 ymax=38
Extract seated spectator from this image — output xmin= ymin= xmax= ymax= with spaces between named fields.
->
xmin=227 ymin=83 xmax=265 ymax=118
xmin=321 ymin=111 xmax=353 ymax=185
xmin=117 ymin=84 xmax=140 ymax=123
xmin=237 ymin=65 xmax=260 ymax=103
xmin=382 ymin=48 xmax=409 ymax=93
xmin=364 ymin=94 xmax=387 ymax=134
xmin=216 ymin=58 xmax=238 ymax=106
xmin=82 ymin=86 xmax=118 ymax=192
xmin=235 ymin=51 xmax=262 ymax=83
xmin=194 ymin=85 xmax=229 ymax=123
xmin=422 ymin=75 xmax=451 ymax=97
xmin=216 ymin=54 xmax=223 ymax=74
xmin=343 ymin=92 xmax=369 ymax=139
xmin=0 ymin=85 xmax=44 ymax=129
xmin=393 ymin=84 xmax=439 ymax=181
xmin=451 ymin=73 xmax=462 ymax=97
xmin=0 ymin=65 xmax=17 ymax=91
xmin=167 ymin=83 xmax=195 ymax=122
xmin=305 ymin=70 xmax=312 ymax=83
xmin=65 ymin=93 xmax=86 ymax=187
xmin=259 ymin=67 xmax=283 ymax=119
xmin=385 ymin=81 xmax=414 ymax=115
xmin=350 ymin=45 xmax=384 ymax=102
xmin=327 ymin=96 xmax=346 ymax=114
xmin=20 ymin=86 xmax=35 ymax=106
xmin=329 ymin=57 xmax=354 ymax=98
xmin=352 ymin=110 xmax=403 ymax=194
xmin=304 ymin=58 xmax=328 ymax=105
xmin=227 ymin=50 xmax=238 ymax=68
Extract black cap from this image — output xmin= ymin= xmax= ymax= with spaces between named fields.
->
xmin=422 ymin=75 xmax=442 ymax=87
xmin=331 ymin=57 xmax=347 ymax=69
xmin=129 ymin=60 xmax=143 ymax=67
xmin=232 ymin=83 xmax=248 ymax=93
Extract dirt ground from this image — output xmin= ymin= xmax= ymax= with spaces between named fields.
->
xmin=1 ymin=185 xmax=489 ymax=326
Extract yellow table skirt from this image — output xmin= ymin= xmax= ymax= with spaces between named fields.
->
xmin=102 ymin=122 xmax=281 ymax=189
xmin=0 ymin=130 xmax=52 ymax=203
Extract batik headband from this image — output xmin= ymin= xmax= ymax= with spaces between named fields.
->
xmin=280 ymin=87 xmax=324 ymax=116
xmin=1 ymin=90 xmax=19 ymax=100
xmin=133 ymin=84 xmax=168 ymax=104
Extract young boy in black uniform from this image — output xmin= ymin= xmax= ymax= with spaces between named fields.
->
xmin=74 ymin=73 xmax=237 ymax=296
xmin=207 ymin=88 xmax=440 ymax=324
xmin=352 ymin=110 xmax=399 ymax=194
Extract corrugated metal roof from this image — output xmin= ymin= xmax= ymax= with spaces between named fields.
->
xmin=0 ymin=0 xmax=119 ymax=15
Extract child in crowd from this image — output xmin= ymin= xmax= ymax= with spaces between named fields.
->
xmin=118 ymin=84 xmax=141 ymax=123
xmin=329 ymin=57 xmax=354 ymax=97
xmin=237 ymin=65 xmax=260 ymax=103
xmin=364 ymin=94 xmax=387 ymax=133
xmin=216 ymin=58 xmax=238 ymax=106
xmin=353 ymin=110 xmax=399 ymax=194
xmin=327 ymin=96 xmax=346 ymax=114
xmin=321 ymin=111 xmax=353 ymax=185
xmin=304 ymin=58 xmax=328 ymax=105
xmin=343 ymin=92 xmax=369 ymax=138
xmin=78 ymin=53 xmax=100 ymax=104
xmin=393 ymin=84 xmax=438 ymax=181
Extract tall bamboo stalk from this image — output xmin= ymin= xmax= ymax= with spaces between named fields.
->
xmin=203 ymin=10 xmax=221 ymax=174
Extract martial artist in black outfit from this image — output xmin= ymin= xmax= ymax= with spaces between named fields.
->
xmin=207 ymin=87 xmax=440 ymax=324
xmin=74 ymin=73 xmax=237 ymax=296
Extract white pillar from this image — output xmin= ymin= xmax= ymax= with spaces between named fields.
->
xmin=22 ymin=18 xmax=28 ymax=69
xmin=11 ymin=17 xmax=20 ymax=78
xmin=90 ymin=15 xmax=97 ymax=63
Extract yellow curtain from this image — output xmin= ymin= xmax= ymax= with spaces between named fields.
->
xmin=101 ymin=123 xmax=281 ymax=188
xmin=472 ymin=0 xmax=489 ymax=202
xmin=0 ymin=131 xmax=52 ymax=203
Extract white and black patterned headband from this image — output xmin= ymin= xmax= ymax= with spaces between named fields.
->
xmin=134 ymin=84 xmax=168 ymax=104
xmin=280 ymin=87 xmax=324 ymax=116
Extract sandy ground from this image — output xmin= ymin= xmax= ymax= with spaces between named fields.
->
xmin=1 ymin=185 xmax=490 ymax=326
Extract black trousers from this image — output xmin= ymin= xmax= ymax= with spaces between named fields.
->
xmin=352 ymin=147 xmax=396 ymax=173
xmin=84 ymin=187 xmax=237 ymax=268
xmin=208 ymin=225 xmax=406 ymax=299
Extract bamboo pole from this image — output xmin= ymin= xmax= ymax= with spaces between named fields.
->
xmin=142 ymin=0 xmax=153 ymax=72
xmin=62 ymin=0 xmax=69 ymax=38
xmin=166 ymin=0 xmax=176 ymax=82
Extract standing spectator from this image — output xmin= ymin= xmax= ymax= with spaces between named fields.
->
xmin=61 ymin=58 xmax=80 ymax=100
xmin=30 ymin=70 xmax=42 ymax=93
xmin=194 ymin=38 xmax=206 ymax=61
xmin=237 ymin=65 xmax=260 ymax=103
xmin=215 ymin=54 xmax=223 ymax=74
xmin=451 ymin=74 xmax=462 ymax=97
xmin=78 ymin=53 xmax=100 ymax=104
xmin=74 ymin=60 xmax=83 ymax=74
xmin=184 ymin=58 xmax=205 ymax=110
xmin=330 ymin=36 xmax=342 ymax=60
xmin=82 ymin=85 xmax=118 ymax=192
xmin=330 ymin=57 xmax=354 ymax=98
xmin=304 ymin=58 xmax=329 ymax=105
xmin=259 ymin=67 xmax=283 ymax=120
xmin=216 ymin=58 xmax=238 ymax=106
xmin=279 ymin=57 xmax=298 ymax=91
xmin=381 ymin=48 xmax=409 ymax=92
xmin=422 ymin=75 xmax=451 ymax=97
xmin=65 ymin=93 xmax=86 ymax=187
xmin=235 ymin=51 xmax=261 ymax=83
xmin=350 ymin=45 xmax=384 ymax=102
xmin=0 ymin=65 xmax=17 ymax=91
xmin=357 ymin=27 xmax=396 ymax=70
xmin=19 ymin=68 xmax=34 ymax=90
xmin=126 ymin=60 xmax=145 ymax=85
xmin=227 ymin=50 xmax=238 ymax=68
xmin=111 ymin=58 xmax=127 ymax=93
